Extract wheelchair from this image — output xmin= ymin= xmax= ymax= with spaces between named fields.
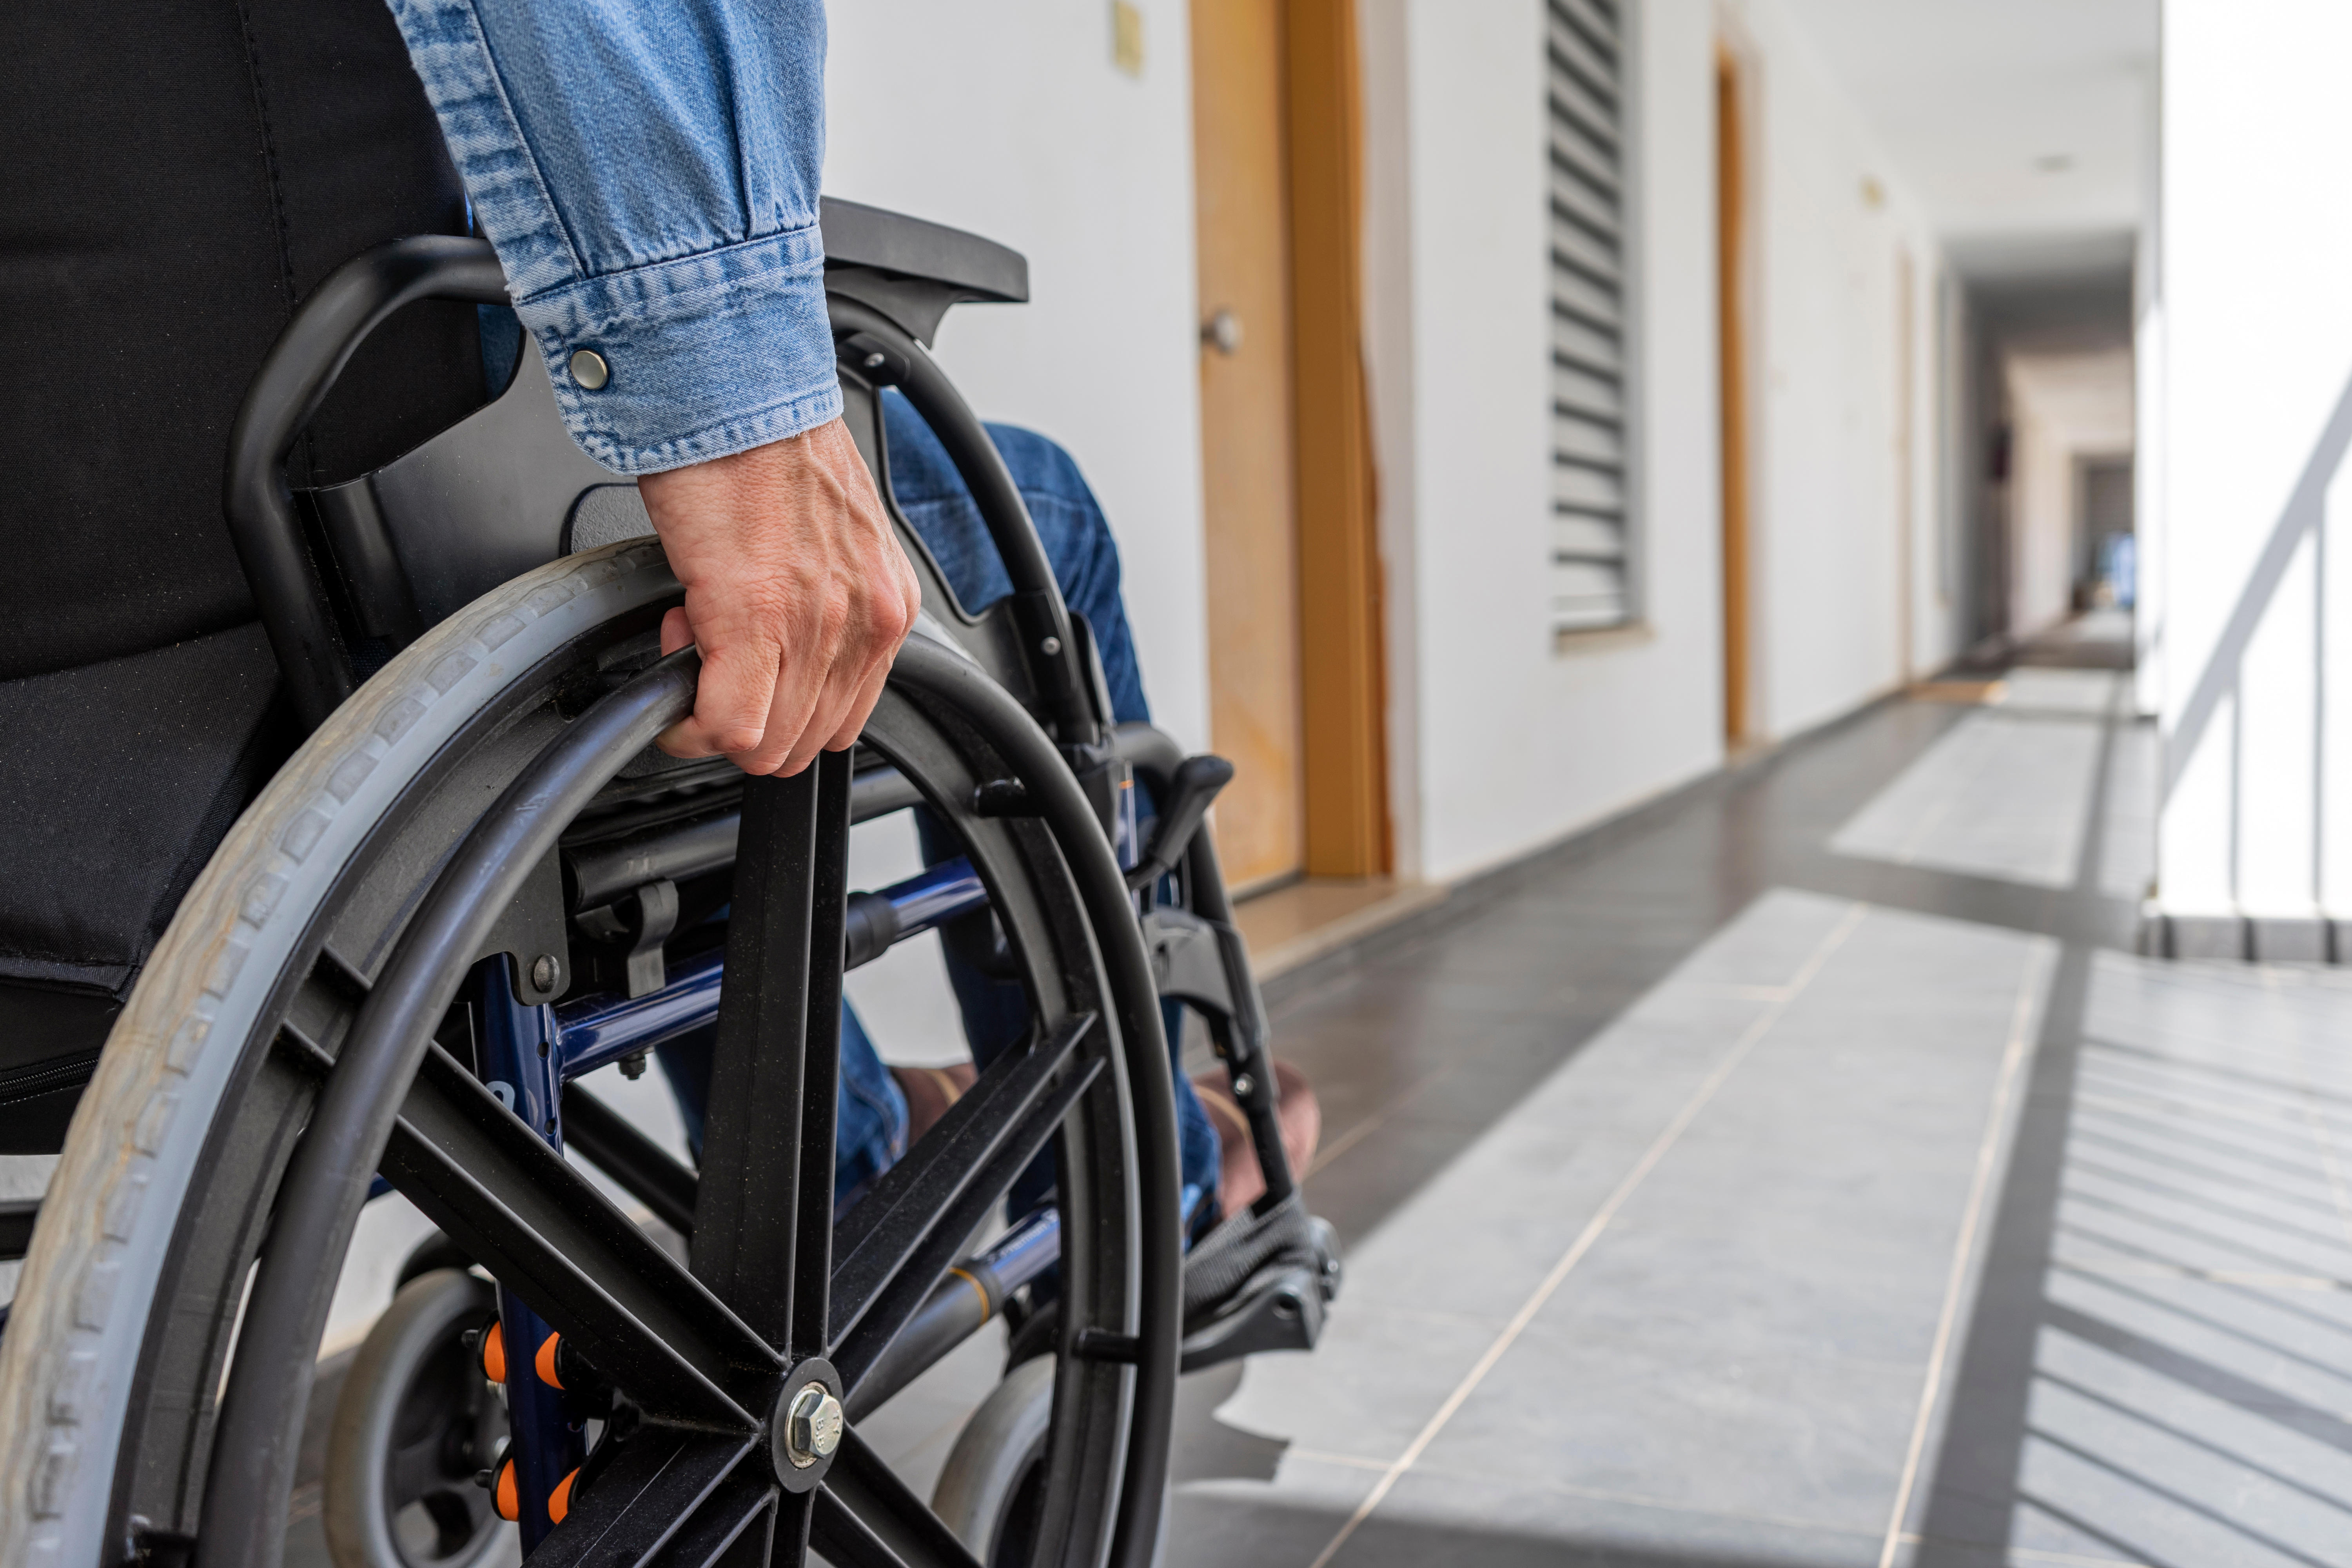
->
xmin=0 ymin=200 xmax=1338 ymax=1568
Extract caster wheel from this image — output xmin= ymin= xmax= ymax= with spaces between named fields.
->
xmin=931 ymin=1355 xmax=1055 ymax=1566
xmin=324 ymin=1268 xmax=510 ymax=1568
xmin=933 ymin=1355 xmax=1174 ymax=1568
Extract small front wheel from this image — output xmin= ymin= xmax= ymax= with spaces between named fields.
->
xmin=931 ymin=1354 xmax=1054 ymax=1565
xmin=325 ymin=1268 xmax=509 ymax=1568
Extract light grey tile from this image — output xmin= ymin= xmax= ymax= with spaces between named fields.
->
xmin=1411 ymin=1325 xmax=1922 ymax=1536
xmin=1539 ymin=1219 xmax=1949 ymax=1367
xmin=2039 ymin=1266 xmax=2352 ymax=1426
xmin=1209 ymin=1302 xmax=1501 ymax=1461
xmin=2007 ymin=1421 xmax=2351 ymax=1568
xmin=1354 ymin=1467 xmax=1887 ymax=1567
xmin=1163 ymin=1457 xmax=1383 ymax=1568
xmin=1663 ymin=889 xmax=1864 ymax=993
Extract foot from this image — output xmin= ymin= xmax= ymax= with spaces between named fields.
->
xmin=891 ymin=1062 xmax=976 ymax=1147
xmin=1191 ymin=1060 xmax=1320 ymax=1218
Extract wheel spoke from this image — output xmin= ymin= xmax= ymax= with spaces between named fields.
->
xmin=792 ymin=748 xmax=853 ymax=1359
xmin=692 ymin=755 xmax=851 ymax=1350
xmin=812 ymin=1430 xmax=983 ymax=1568
xmin=640 ymin=1463 xmax=779 ymax=1567
xmin=827 ymin=1013 xmax=1099 ymax=1386
xmin=563 ymin=1081 xmax=700 ymax=1236
xmin=526 ymin=1430 xmax=758 ymax=1568
xmin=382 ymin=1046 xmax=776 ymax=1427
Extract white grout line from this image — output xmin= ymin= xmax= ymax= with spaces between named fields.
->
xmin=1301 ymin=901 xmax=1869 ymax=1568
xmin=1874 ymin=938 xmax=2052 ymax=1568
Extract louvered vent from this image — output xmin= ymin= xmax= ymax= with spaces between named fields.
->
xmin=1547 ymin=0 xmax=1632 ymax=632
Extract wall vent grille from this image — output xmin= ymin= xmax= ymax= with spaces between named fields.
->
xmin=1547 ymin=0 xmax=1633 ymax=632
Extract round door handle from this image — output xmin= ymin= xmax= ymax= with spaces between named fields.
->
xmin=1200 ymin=308 xmax=1245 ymax=356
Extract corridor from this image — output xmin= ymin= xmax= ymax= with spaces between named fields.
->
xmin=1143 ymin=622 xmax=2352 ymax=1567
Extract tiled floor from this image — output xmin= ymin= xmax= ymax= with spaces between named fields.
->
xmin=271 ymin=614 xmax=2352 ymax=1567
xmin=1158 ymin=629 xmax=2352 ymax=1566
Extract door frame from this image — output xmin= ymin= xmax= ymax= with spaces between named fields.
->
xmin=1715 ymin=42 xmax=1754 ymax=750
xmin=1285 ymin=0 xmax=1390 ymax=877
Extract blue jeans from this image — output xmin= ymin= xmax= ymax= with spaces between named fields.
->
xmin=654 ymin=1004 xmax=909 ymax=1215
xmin=662 ymin=394 xmax=1223 ymax=1217
xmin=883 ymin=392 xmax=1221 ymax=1224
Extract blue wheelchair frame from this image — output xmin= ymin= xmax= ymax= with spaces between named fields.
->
xmin=472 ymin=845 xmax=1072 ymax=1537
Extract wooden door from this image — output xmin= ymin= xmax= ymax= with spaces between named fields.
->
xmin=1193 ymin=0 xmax=1305 ymax=892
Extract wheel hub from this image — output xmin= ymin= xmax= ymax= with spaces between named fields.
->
xmin=769 ymin=1358 xmax=845 ymax=1492
xmin=783 ymin=1385 xmax=844 ymax=1469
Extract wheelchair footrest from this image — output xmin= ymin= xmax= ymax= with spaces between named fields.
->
xmin=1179 ymin=1192 xmax=1343 ymax=1373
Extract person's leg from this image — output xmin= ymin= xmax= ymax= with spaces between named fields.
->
xmin=883 ymin=392 xmax=1222 ymax=1223
xmin=882 ymin=393 xmax=1147 ymax=725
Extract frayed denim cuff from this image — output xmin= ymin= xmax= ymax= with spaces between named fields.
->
xmin=516 ymin=222 xmax=842 ymax=475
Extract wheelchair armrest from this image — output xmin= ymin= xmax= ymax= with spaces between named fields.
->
xmin=819 ymin=196 xmax=1027 ymax=347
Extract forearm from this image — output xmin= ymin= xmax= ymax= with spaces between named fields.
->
xmin=383 ymin=0 xmax=838 ymax=473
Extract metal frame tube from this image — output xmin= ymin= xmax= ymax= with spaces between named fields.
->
xmin=550 ymin=857 xmax=993 ymax=1083
xmin=222 ymin=236 xmax=510 ymax=732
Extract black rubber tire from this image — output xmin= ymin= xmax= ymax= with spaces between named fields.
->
xmin=0 ymin=542 xmax=1170 ymax=1567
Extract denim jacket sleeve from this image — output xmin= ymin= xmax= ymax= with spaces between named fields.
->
xmin=385 ymin=0 xmax=839 ymax=475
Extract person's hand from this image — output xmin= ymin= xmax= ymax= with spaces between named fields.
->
xmin=637 ymin=417 xmax=921 ymax=775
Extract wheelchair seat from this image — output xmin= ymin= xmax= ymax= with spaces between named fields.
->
xmin=0 ymin=625 xmax=282 ymax=1145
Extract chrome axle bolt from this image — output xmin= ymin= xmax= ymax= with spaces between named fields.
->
xmin=783 ymin=1385 xmax=844 ymax=1468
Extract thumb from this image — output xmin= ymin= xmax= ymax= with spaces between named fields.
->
xmin=660 ymin=605 xmax=696 ymax=657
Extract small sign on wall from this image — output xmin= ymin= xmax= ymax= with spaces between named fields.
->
xmin=1112 ymin=0 xmax=1144 ymax=76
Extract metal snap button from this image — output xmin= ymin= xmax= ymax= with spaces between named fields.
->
xmin=568 ymin=348 xmax=611 ymax=390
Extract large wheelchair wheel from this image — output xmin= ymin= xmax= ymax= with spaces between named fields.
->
xmin=0 ymin=541 xmax=1181 ymax=1567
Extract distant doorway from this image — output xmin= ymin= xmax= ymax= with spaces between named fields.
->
xmin=1715 ymin=45 xmax=1754 ymax=746
xmin=1190 ymin=0 xmax=1388 ymax=891
xmin=2076 ymin=456 xmax=2134 ymax=608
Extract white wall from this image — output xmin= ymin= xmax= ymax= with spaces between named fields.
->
xmin=2150 ymin=0 xmax=2352 ymax=929
xmin=824 ymin=0 xmax=1957 ymax=889
xmin=824 ymin=1 xmax=1213 ymax=752
xmin=1357 ymin=0 xmax=1723 ymax=884
xmin=1734 ymin=0 xmax=1946 ymax=737
xmin=1359 ymin=0 xmax=1949 ymax=885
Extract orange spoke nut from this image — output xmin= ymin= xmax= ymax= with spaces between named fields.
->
xmin=535 ymin=1331 xmax=564 ymax=1390
xmin=493 ymin=1459 xmax=519 ymax=1523
xmin=480 ymin=1320 xmax=506 ymax=1384
xmin=549 ymin=1467 xmax=578 ymax=1524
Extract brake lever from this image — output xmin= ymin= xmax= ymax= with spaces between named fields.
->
xmin=1125 ymin=753 xmax=1235 ymax=891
